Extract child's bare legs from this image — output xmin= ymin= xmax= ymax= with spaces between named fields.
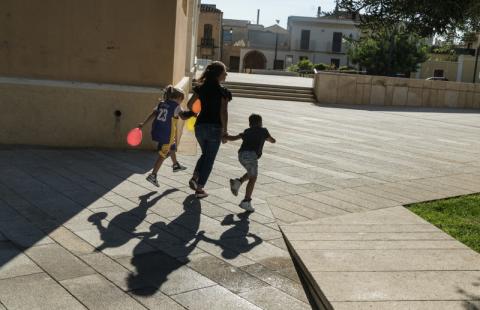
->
xmin=236 ymin=173 xmax=256 ymax=212
xmin=243 ymin=175 xmax=257 ymax=201
xmin=170 ymin=151 xmax=178 ymax=165
xmin=152 ymin=155 xmax=166 ymax=175
xmin=147 ymin=145 xmax=170 ymax=187
xmin=170 ymin=147 xmax=187 ymax=172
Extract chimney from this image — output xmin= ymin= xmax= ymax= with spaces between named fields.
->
xmin=257 ymin=9 xmax=260 ymax=25
xmin=317 ymin=6 xmax=322 ymax=17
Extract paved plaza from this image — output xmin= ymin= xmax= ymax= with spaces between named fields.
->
xmin=1 ymin=97 xmax=480 ymax=309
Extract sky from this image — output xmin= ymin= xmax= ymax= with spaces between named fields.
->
xmin=203 ymin=0 xmax=337 ymax=28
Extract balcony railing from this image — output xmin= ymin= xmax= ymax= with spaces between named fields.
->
xmin=201 ymin=38 xmax=215 ymax=48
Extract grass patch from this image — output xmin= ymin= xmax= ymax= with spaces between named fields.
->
xmin=408 ymin=193 xmax=480 ymax=253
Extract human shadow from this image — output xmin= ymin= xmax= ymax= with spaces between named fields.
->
xmin=200 ymin=212 xmax=263 ymax=259
xmin=87 ymin=189 xmax=177 ymax=252
xmin=458 ymin=277 xmax=480 ymax=310
xmin=127 ymin=194 xmax=204 ymax=296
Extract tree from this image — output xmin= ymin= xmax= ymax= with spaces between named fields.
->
xmin=348 ymin=26 xmax=428 ymax=76
xmin=339 ymin=0 xmax=480 ymax=37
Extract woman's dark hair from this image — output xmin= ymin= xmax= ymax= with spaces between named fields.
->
xmin=199 ymin=61 xmax=226 ymax=84
xmin=249 ymin=114 xmax=262 ymax=127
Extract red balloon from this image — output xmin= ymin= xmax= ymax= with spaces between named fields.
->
xmin=127 ymin=128 xmax=143 ymax=147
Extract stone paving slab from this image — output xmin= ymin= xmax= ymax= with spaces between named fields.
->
xmin=61 ymin=274 xmax=147 ymax=310
xmin=239 ymin=286 xmax=311 ymax=310
xmin=331 ymin=301 xmax=480 ymax=310
xmin=0 ymin=243 xmax=42 ymax=280
xmin=0 ymin=273 xmax=86 ymax=310
xmin=1 ymin=98 xmax=480 ymax=309
xmin=311 ymin=271 xmax=480 ymax=302
xmin=25 ymin=243 xmax=96 ymax=281
xmin=171 ymin=285 xmax=261 ymax=310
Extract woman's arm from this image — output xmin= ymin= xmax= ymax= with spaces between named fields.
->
xmin=187 ymin=93 xmax=199 ymax=110
xmin=224 ymin=134 xmax=242 ymax=141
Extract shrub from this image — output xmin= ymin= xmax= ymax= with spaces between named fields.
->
xmin=287 ymin=64 xmax=299 ymax=72
xmin=314 ymin=63 xmax=329 ymax=71
xmin=339 ymin=65 xmax=355 ymax=71
xmin=297 ymin=59 xmax=314 ymax=72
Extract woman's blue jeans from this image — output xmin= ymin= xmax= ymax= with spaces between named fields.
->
xmin=194 ymin=123 xmax=222 ymax=187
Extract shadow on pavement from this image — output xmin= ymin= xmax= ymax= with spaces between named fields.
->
xmin=200 ymin=212 xmax=263 ymax=259
xmin=88 ymin=189 xmax=177 ymax=252
xmin=127 ymin=194 xmax=204 ymax=296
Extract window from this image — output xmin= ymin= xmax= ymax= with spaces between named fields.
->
xmin=434 ymin=69 xmax=444 ymax=77
xmin=274 ymin=60 xmax=284 ymax=70
xmin=332 ymin=32 xmax=343 ymax=53
xmin=331 ymin=58 xmax=340 ymax=69
xmin=204 ymin=24 xmax=213 ymax=39
xmin=300 ymin=30 xmax=310 ymax=50
xmin=229 ymin=56 xmax=240 ymax=72
xmin=223 ymin=29 xmax=233 ymax=43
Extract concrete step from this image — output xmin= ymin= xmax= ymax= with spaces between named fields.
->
xmin=223 ymin=81 xmax=313 ymax=91
xmin=193 ymin=81 xmax=316 ymax=103
xmin=230 ymin=88 xmax=316 ymax=99
xmin=231 ymin=92 xmax=317 ymax=103
xmin=225 ymin=85 xmax=314 ymax=95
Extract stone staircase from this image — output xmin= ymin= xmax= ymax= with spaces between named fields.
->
xmin=193 ymin=80 xmax=317 ymax=103
xmin=223 ymin=81 xmax=317 ymax=103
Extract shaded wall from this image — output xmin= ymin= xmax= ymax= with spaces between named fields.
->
xmin=314 ymin=72 xmax=480 ymax=109
xmin=0 ymin=0 xmax=198 ymax=149
xmin=0 ymin=0 xmax=184 ymax=86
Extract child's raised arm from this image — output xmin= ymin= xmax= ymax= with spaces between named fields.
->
xmin=267 ymin=136 xmax=276 ymax=144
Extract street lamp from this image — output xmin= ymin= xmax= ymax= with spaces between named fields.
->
xmin=274 ymin=19 xmax=280 ymax=70
xmin=473 ymin=46 xmax=479 ymax=83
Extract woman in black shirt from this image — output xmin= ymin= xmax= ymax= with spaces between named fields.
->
xmin=187 ymin=61 xmax=232 ymax=198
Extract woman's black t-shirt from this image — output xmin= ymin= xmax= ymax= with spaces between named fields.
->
xmin=193 ymin=81 xmax=232 ymax=125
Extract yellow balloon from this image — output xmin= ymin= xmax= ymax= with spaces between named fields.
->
xmin=186 ymin=116 xmax=196 ymax=132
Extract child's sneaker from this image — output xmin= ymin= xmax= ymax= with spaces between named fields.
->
xmin=195 ymin=189 xmax=209 ymax=199
xmin=146 ymin=174 xmax=159 ymax=187
xmin=239 ymin=199 xmax=255 ymax=212
xmin=172 ymin=163 xmax=187 ymax=172
xmin=229 ymin=179 xmax=242 ymax=196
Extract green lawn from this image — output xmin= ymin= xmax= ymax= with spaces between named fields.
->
xmin=408 ymin=193 xmax=480 ymax=253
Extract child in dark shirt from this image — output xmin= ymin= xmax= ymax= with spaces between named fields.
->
xmin=225 ymin=114 xmax=276 ymax=212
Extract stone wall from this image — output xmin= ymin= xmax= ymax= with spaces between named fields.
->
xmin=314 ymin=72 xmax=480 ymax=109
xmin=0 ymin=77 xmax=194 ymax=150
xmin=0 ymin=0 xmax=190 ymax=87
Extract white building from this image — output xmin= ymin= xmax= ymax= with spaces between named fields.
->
xmin=286 ymin=14 xmax=360 ymax=68
xmin=234 ymin=12 xmax=360 ymax=72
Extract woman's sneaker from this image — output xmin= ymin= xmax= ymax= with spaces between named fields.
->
xmin=189 ymin=178 xmax=198 ymax=191
xmin=229 ymin=179 xmax=242 ymax=196
xmin=195 ymin=189 xmax=209 ymax=199
xmin=172 ymin=163 xmax=187 ymax=172
xmin=239 ymin=199 xmax=255 ymax=212
xmin=146 ymin=174 xmax=159 ymax=187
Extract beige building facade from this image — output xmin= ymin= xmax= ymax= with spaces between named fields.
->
xmin=196 ymin=4 xmax=222 ymax=61
xmin=416 ymin=55 xmax=480 ymax=83
xmin=221 ymin=19 xmax=250 ymax=72
xmin=0 ymin=0 xmax=200 ymax=149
